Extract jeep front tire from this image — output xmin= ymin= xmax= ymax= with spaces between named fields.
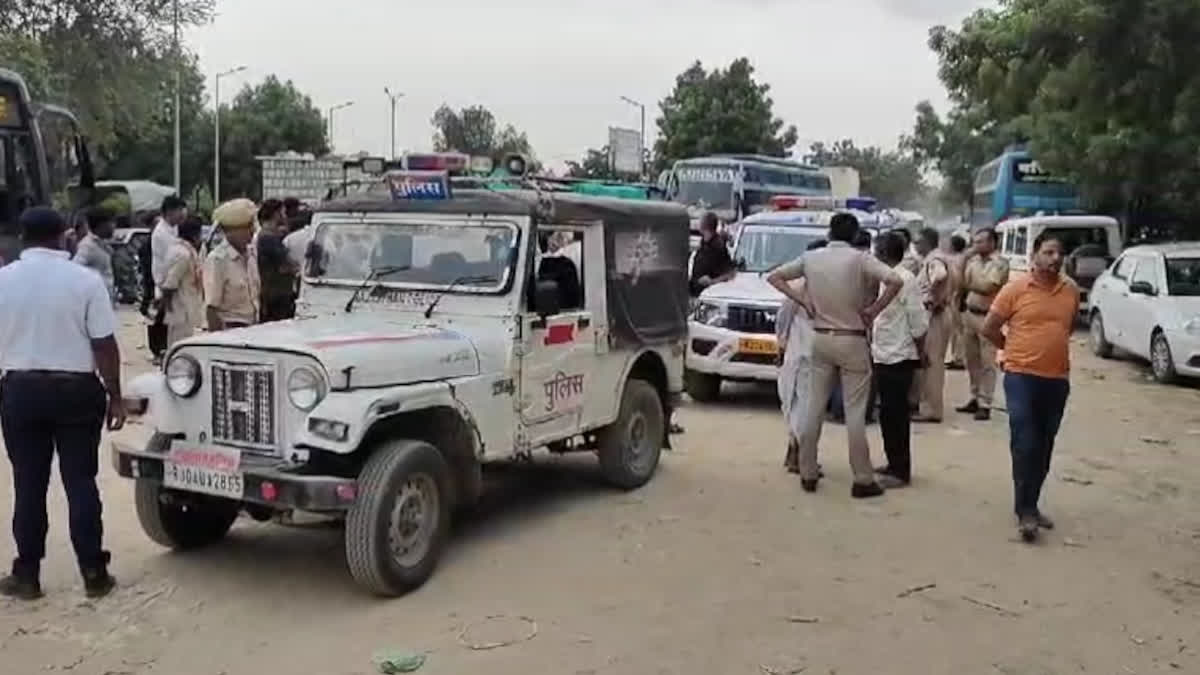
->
xmin=597 ymin=379 xmax=664 ymax=489
xmin=345 ymin=439 xmax=452 ymax=596
xmin=134 ymin=481 xmax=240 ymax=550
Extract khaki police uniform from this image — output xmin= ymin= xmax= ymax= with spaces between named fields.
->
xmin=961 ymin=253 xmax=1009 ymax=409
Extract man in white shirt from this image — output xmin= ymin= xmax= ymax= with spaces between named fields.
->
xmin=148 ymin=196 xmax=188 ymax=360
xmin=870 ymin=231 xmax=929 ymax=487
xmin=0 ymin=208 xmax=126 ymax=601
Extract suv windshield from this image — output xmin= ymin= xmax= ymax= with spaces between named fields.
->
xmin=1044 ymin=227 xmax=1110 ymax=256
xmin=735 ymin=225 xmax=825 ymax=273
xmin=308 ymin=221 xmax=518 ymax=291
xmin=1166 ymin=258 xmax=1200 ymax=297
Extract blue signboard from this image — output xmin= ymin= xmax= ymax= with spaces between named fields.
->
xmin=387 ymin=170 xmax=451 ymax=200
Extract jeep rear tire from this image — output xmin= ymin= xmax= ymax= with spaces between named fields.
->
xmin=684 ymin=369 xmax=721 ymax=402
xmin=345 ymin=440 xmax=452 ymax=596
xmin=134 ymin=481 xmax=240 ymax=550
xmin=597 ymin=379 xmax=664 ymax=490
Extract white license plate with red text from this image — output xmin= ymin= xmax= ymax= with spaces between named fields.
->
xmin=163 ymin=446 xmax=244 ymax=499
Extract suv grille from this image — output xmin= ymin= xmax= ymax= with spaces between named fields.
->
xmin=726 ymin=305 xmax=776 ymax=334
xmin=211 ymin=362 xmax=276 ymax=452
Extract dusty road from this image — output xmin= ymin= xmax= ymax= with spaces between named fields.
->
xmin=2 ymin=310 xmax=1200 ymax=675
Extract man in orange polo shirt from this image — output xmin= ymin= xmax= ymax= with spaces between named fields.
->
xmin=981 ymin=232 xmax=1080 ymax=542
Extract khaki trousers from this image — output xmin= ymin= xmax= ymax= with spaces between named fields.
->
xmin=947 ymin=304 xmax=966 ymax=365
xmin=166 ymin=322 xmax=195 ymax=349
xmin=798 ymin=333 xmax=875 ymax=485
xmin=918 ymin=309 xmax=952 ymax=419
xmin=963 ymin=311 xmax=998 ymax=407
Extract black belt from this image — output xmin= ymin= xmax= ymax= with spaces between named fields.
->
xmin=966 ymin=306 xmax=989 ymax=316
xmin=813 ymin=328 xmax=867 ymax=337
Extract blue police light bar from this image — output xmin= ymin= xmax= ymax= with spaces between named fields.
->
xmin=845 ymin=197 xmax=877 ymax=212
xmin=387 ymin=170 xmax=451 ymax=201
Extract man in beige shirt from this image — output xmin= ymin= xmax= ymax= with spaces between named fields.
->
xmin=204 ymin=199 xmax=261 ymax=331
xmin=913 ymin=227 xmax=954 ymax=422
xmin=161 ymin=218 xmax=206 ymax=347
xmin=956 ymin=228 xmax=1009 ymax=420
xmin=768 ymin=213 xmax=903 ymax=499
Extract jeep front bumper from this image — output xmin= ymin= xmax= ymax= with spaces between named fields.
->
xmin=112 ymin=435 xmax=358 ymax=512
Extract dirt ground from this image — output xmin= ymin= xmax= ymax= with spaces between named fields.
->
xmin=2 ymin=309 xmax=1200 ymax=675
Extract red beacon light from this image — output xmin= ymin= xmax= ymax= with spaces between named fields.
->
xmin=769 ymin=195 xmax=837 ymax=211
xmin=403 ymin=152 xmax=469 ymax=174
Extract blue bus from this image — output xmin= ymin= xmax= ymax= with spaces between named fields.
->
xmin=971 ymin=147 xmax=1080 ymax=228
xmin=666 ymin=154 xmax=832 ymax=226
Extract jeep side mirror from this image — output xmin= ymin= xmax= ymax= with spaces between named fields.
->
xmin=1129 ymin=280 xmax=1156 ymax=296
xmin=534 ymin=279 xmax=561 ymax=317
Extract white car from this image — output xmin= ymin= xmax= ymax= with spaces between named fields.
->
xmin=685 ymin=210 xmax=848 ymax=400
xmin=1088 ymin=243 xmax=1200 ymax=383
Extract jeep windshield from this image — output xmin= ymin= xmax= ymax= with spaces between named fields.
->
xmin=306 ymin=220 xmax=518 ymax=292
xmin=734 ymin=225 xmax=825 ymax=273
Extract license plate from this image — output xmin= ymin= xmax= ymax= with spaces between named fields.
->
xmin=738 ymin=337 xmax=778 ymax=355
xmin=163 ymin=447 xmax=244 ymax=499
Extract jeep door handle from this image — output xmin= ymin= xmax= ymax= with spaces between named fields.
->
xmin=577 ymin=317 xmax=590 ymax=329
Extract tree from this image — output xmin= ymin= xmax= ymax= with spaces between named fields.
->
xmin=431 ymin=105 xmax=535 ymax=162
xmin=214 ymin=76 xmax=330 ymax=200
xmin=804 ymin=139 xmax=926 ymax=208
xmin=653 ymin=58 xmax=798 ymax=172
xmin=916 ymin=0 xmax=1200 ymax=236
xmin=0 ymin=0 xmax=216 ymax=162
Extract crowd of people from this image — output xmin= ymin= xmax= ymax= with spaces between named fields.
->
xmin=0 ymin=195 xmax=312 ymax=601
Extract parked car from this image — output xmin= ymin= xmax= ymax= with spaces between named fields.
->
xmin=1088 ymin=243 xmax=1200 ymax=384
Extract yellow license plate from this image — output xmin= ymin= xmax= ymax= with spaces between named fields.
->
xmin=738 ymin=338 xmax=778 ymax=355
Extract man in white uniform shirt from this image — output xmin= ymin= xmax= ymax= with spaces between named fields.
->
xmin=148 ymin=196 xmax=188 ymax=360
xmin=0 ymin=208 xmax=126 ymax=601
xmin=870 ymin=231 xmax=929 ymax=487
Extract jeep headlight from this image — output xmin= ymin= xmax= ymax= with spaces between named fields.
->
xmin=165 ymin=354 xmax=201 ymax=397
xmin=692 ymin=301 xmax=728 ymax=327
xmin=287 ymin=367 xmax=326 ymax=411
xmin=1185 ymin=317 xmax=1200 ymax=336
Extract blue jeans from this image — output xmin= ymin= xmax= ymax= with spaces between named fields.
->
xmin=1003 ymin=372 xmax=1070 ymax=518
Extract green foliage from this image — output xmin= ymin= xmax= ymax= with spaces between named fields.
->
xmin=215 ymin=76 xmax=329 ymax=200
xmin=917 ymin=0 xmax=1200 ymax=235
xmin=431 ymin=104 xmax=535 ymax=163
xmin=653 ymin=58 xmax=798 ymax=173
xmin=804 ymin=139 xmax=926 ymax=208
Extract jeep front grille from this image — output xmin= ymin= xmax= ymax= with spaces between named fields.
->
xmin=211 ymin=362 xmax=276 ymax=452
xmin=726 ymin=305 xmax=776 ymax=334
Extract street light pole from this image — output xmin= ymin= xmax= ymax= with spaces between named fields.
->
xmin=620 ymin=96 xmax=646 ymax=178
xmin=384 ymin=88 xmax=404 ymax=160
xmin=172 ymin=0 xmax=181 ymax=193
xmin=327 ymin=101 xmax=354 ymax=153
xmin=213 ymin=66 xmax=247 ymax=204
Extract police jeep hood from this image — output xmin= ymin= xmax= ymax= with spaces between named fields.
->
xmin=178 ymin=315 xmax=479 ymax=389
xmin=699 ymin=271 xmax=785 ymax=306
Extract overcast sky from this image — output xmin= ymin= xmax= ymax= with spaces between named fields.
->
xmin=188 ymin=0 xmax=986 ymax=168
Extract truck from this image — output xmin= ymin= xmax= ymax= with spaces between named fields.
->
xmin=0 ymin=68 xmax=95 ymax=262
xmin=114 ymin=171 xmax=691 ymax=596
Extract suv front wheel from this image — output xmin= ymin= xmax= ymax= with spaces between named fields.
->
xmin=345 ymin=439 xmax=452 ymax=596
xmin=597 ymin=379 xmax=664 ymax=489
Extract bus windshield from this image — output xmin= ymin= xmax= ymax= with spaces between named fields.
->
xmin=734 ymin=225 xmax=825 ymax=273
xmin=674 ymin=164 xmax=736 ymax=211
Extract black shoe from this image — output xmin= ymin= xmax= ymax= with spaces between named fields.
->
xmin=801 ymin=478 xmax=819 ymax=493
xmin=82 ymin=569 xmax=116 ymax=599
xmin=1034 ymin=512 xmax=1055 ymax=530
xmin=956 ymin=399 xmax=979 ymax=414
xmin=1018 ymin=515 xmax=1039 ymax=542
xmin=851 ymin=482 xmax=886 ymax=499
xmin=974 ymin=408 xmax=991 ymax=421
xmin=0 ymin=574 xmax=44 ymax=601
xmin=669 ymin=422 xmax=685 ymax=435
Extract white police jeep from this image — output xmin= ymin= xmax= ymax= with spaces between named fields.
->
xmin=114 ymin=174 xmax=691 ymax=596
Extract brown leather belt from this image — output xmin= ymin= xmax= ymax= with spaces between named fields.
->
xmin=813 ymin=328 xmax=868 ymax=337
